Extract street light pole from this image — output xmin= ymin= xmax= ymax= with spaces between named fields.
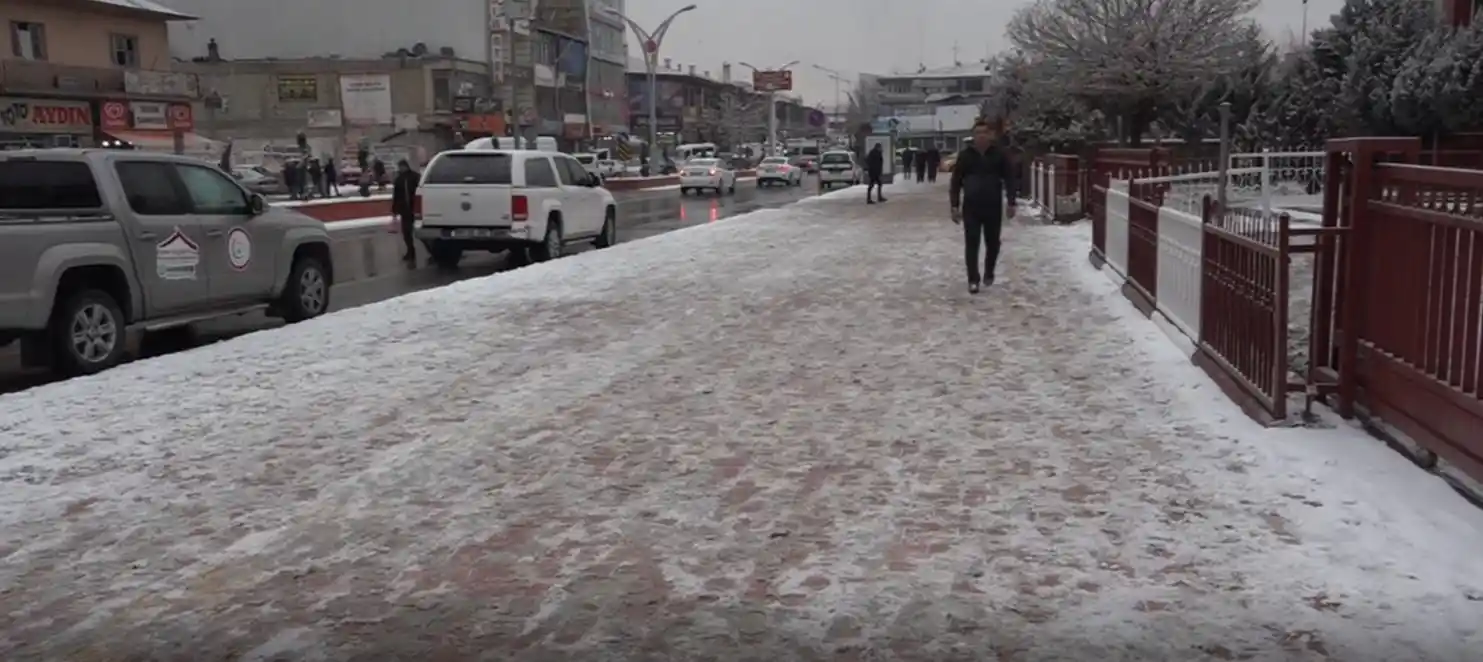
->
xmin=606 ymin=4 xmax=696 ymax=163
xmin=812 ymin=64 xmax=848 ymax=136
xmin=739 ymin=60 xmax=797 ymax=157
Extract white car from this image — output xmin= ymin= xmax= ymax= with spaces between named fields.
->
xmin=817 ymin=150 xmax=861 ymax=189
xmin=573 ymin=153 xmax=602 ymax=179
xmin=597 ymin=159 xmax=623 ymax=178
xmin=679 ymin=157 xmax=736 ymax=195
xmin=756 ymin=156 xmax=803 ymax=187
xmin=416 ymin=149 xmax=618 ymax=268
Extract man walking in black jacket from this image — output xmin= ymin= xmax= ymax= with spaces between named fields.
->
xmin=949 ymin=120 xmax=1017 ymax=294
xmin=865 ymin=144 xmax=887 ymax=204
xmin=926 ymin=145 xmax=941 ymax=183
xmin=390 ymin=159 xmax=421 ymax=264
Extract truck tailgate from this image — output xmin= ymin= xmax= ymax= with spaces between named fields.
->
xmin=420 ymin=184 xmax=513 ymax=227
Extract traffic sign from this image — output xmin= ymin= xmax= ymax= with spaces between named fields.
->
xmin=752 ymin=70 xmax=792 ymax=92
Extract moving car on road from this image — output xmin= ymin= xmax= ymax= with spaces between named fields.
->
xmin=417 ymin=149 xmax=618 ymax=269
xmin=679 ymin=157 xmax=736 ymax=196
xmin=756 ymin=156 xmax=803 ymax=187
xmin=817 ymin=150 xmax=861 ymax=189
xmin=573 ymin=153 xmax=602 ymax=179
xmin=0 ymin=149 xmax=334 ymax=376
xmin=231 ymin=165 xmax=285 ymax=195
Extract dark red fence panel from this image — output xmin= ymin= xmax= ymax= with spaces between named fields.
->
xmin=1090 ymin=182 xmax=1107 ymax=259
xmin=1125 ymin=181 xmax=1161 ymax=305
xmin=1351 ymin=162 xmax=1483 ymax=479
xmin=1200 ymin=198 xmax=1291 ymax=420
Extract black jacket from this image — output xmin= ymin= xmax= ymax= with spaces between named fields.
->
xmin=949 ymin=145 xmax=1016 ymax=213
xmin=391 ymin=170 xmax=420 ymax=215
xmin=865 ymin=148 xmax=884 ymax=175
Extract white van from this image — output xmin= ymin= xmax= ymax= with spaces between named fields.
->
xmin=465 ymin=136 xmax=559 ymax=153
xmin=675 ymin=142 xmax=717 ymax=163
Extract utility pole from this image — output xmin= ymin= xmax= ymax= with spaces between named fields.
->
xmin=812 ymin=64 xmax=849 ymax=139
xmin=604 ymin=5 xmax=696 ymax=161
xmin=740 ymin=60 xmax=798 ymax=156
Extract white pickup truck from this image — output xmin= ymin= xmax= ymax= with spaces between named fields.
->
xmin=416 ymin=149 xmax=619 ymax=268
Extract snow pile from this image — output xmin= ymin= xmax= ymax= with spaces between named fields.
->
xmin=0 ymin=188 xmax=1480 ymax=659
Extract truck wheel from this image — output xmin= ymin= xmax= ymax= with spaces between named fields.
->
xmin=50 ymin=288 xmax=126 ymax=376
xmin=594 ymin=208 xmax=617 ymax=248
xmin=429 ymin=242 xmax=463 ymax=269
xmin=280 ymin=256 xmax=330 ymax=323
xmin=530 ymin=219 xmax=563 ymax=262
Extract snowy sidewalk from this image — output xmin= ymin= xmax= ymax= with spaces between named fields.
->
xmin=3 ymin=183 xmax=1483 ymax=660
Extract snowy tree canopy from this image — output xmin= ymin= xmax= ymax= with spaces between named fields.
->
xmin=1006 ymin=0 xmax=1261 ymax=144
xmin=984 ymin=51 xmax=1108 ymax=152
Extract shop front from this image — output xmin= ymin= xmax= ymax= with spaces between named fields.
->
xmin=99 ymin=99 xmax=221 ymax=159
xmin=0 ymin=97 xmax=93 ymax=150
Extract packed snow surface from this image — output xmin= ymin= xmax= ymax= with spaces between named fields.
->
xmin=2 ymin=184 xmax=1482 ymax=660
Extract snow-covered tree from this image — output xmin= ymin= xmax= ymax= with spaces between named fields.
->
xmin=714 ymin=89 xmax=768 ymax=147
xmin=1006 ymin=0 xmax=1261 ymax=145
xmin=1326 ymin=0 xmax=1438 ymax=135
xmin=1160 ymin=24 xmax=1276 ymax=146
xmin=984 ymin=52 xmax=1108 ymax=152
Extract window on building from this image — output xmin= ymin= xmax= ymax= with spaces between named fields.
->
xmin=110 ymin=33 xmax=139 ymax=67
xmin=432 ymin=71 xmax=451 ymax=112
xmin=10 ymin=22 xmax=45 ymax=60
xmin=962 ymin=78 xmax=983 ymax=92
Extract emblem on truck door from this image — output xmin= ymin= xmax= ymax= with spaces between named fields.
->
xmin=155 ymin=228 xmax=200 ymax=280
xmin=227 ymin=227 xmax=252 ymax=270
xmin=461 ymin=201 xmax=472 ymax=211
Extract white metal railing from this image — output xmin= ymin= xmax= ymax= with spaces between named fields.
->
xmin=1154 ymin=205 xmax=1203 ymax=341
xmin=1099 ymin=149 xmax=1324 ymax=219
xmin=1106 ymin=179 xmax=1131 ymax=279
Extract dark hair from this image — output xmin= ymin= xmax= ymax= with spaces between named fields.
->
xmin=972 ymin=119 xmax=993 ymax=132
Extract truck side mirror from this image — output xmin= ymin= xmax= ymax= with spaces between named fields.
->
xmin=249 ymin=193 xmax=266 ymax=215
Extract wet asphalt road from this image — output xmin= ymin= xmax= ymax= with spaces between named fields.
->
xmin=0 ymin=176 xmax=821 ymax=395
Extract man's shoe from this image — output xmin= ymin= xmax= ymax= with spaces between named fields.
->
xmin=867 ymin=198 xmax=876 ymax=204
xmin=985 ymin=275 xmax=995 ymax=287
xmin=968 ymin=281 xmax=980 ymax=294
xmin=878 ymin=196 xmax=887 ymax=202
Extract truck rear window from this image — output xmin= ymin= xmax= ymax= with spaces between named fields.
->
xmin=423 ymin=154 xmax=512 ymax=185
xmin=821 ymin=153 xmax=852 ymax=164
xmin=0 ymin=160 xmax=103 ymax=210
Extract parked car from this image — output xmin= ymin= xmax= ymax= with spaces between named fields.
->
xmin=416 ymin=149 xmax=617 ymax=269
xmin=0 ymin=149 xmax=334 ymax=376
xmin=756 ymin=156 xmax=803 ymax=187
xmin=817 ymin=150 xmax=862 ymax=189
xmin=573 ymin=153 xmax=602 ymax=179
xmin=597 ymin=159 xmax=623 ymax=179
xmin=679 ymin=157 xmax=736 ymax=196
xmin=231 ymin=165 xmax=285 ymax=194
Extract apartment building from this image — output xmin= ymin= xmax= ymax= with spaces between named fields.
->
xmin=0 ymin=0 xmax=201 ymax=151
xmin=625 ymin=59 xmax=817 ymax=148
xmin=873 ymin=63 xmax=991 ymax=150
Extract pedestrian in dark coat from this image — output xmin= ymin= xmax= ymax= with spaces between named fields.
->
xmin=283 ymin=160 xmax=301 ymax=200
xmin=949 ymin=120 xmax=1018 ymax=294
xmin=306 ymin=158 xmax=323 ymax=199
xmin=914 ymin=149 xmax=928 ymax=183
xmin=372 ymin=159 xmax=388 ymax=191
xmin=900 ymin=149 xmax=914 ymax=183
xmin=325 ymin=159 xmax=340 ymax=197
xmin=865 ymin=144 xmax=887 ymax=204
xmin=926 ymin=146 xmax=942 ymax=183
xmin=391 ymin=159 xmax=421 ymax=264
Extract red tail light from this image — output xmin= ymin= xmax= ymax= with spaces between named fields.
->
xmin=512 ymin=195 xmax=529 ymax=221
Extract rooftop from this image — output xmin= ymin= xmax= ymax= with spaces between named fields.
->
xmin=84 ymin=0 xmax=196 ymax=19
xmin=879 ymin=61 xmax=993 ymax=80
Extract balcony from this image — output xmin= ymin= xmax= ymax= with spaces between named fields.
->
xmin=1 ymin=61 xmax=198 ymax=98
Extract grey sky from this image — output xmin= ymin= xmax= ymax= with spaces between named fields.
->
xmin=623 ymin=0 xmax=1345 ymax=106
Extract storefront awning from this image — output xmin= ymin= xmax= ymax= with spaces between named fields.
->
xmin=104 ymin=130 xmax=222 ymax=156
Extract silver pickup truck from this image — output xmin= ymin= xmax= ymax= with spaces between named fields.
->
xmin=0 ymin=149 xmax=334 ymax=376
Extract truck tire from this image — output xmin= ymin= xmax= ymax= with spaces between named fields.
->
xmin=428 ymin=241 xmax=463 ymax=269
xmin=594 ymin=208 xmax=617 ymax=248
xmin=50 ymin=288 xmax=127 ymax=376
xmin=279 ymin=255 xmax=330 ymax=323
xmin=529 ymin=218 xmax=563 ymax=262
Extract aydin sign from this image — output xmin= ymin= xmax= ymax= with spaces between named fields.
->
xmin=0 ymin=97 xmax=92 ymax=133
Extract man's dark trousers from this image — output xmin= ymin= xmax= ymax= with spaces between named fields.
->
xmin=400 ymin=212 xmax=417 ymax=260
xmin=963 ymin=207 xmax=1004 ymax=284
xmin=867 ymin=173 xmax=885 ymax=201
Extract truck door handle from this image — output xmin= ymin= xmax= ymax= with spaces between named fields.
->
xmin=205 ymin=229 xmax=224 ymax=237
xmin=138 ymin=231 xmax=157 ymax=241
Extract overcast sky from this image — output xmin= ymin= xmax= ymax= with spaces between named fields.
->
xmin=622 ymin=0 xmax=1345 ymax=107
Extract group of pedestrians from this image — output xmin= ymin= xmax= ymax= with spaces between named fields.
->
xmin=282 ymin=156 xmax=341 ymax=201
xmin=901 ymin=146 xmax=944 ymax=184
xmin=861 ymin=120 xmax=1017 ymax=295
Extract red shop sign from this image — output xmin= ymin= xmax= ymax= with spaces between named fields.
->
xmin=167 ymin=103 xmax=194 ymax=130
xmin=101 ymin=101 xmax=130 ymax=130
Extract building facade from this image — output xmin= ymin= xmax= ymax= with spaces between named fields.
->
xmin=625 ymin=60 xmax=818 ymax=150
xmin=873 ymin=63 xmax=993 ymax=150
xmin=586 ymin=0 xmax=627 ymax=137
xmin=1 ymin=0 xmax=200 ymax=152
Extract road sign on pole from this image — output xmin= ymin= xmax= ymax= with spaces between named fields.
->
xmin=752 ymin=70 xmax=793 ymax=92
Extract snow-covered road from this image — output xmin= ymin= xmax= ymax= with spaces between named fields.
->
xmin=2 ymin=184 xmax=1481 ymax=660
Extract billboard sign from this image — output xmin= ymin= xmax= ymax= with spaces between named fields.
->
xmin=752 ymin=70 xmax=792 ymax=92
